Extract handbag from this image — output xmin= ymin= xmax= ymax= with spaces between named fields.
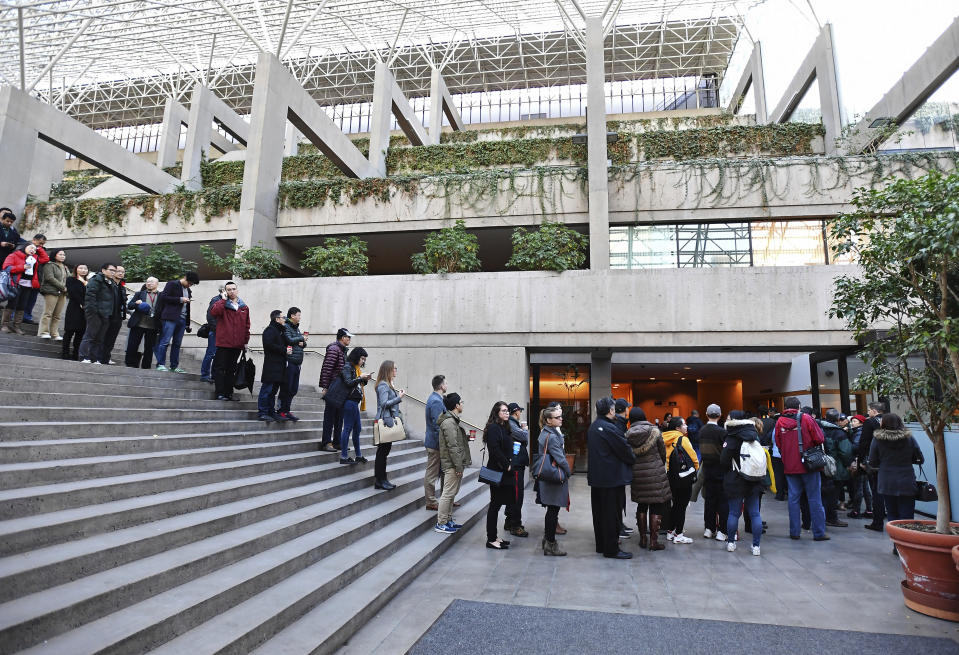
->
xmin=795 ymin=414 xmax=826 ymax=472
xmin=478 ymin=444 xmax=504 ymax=486
xmin=233 ymin=351 xmax=255 ymax=393
xmin=197 ymin=323 xmax=211 ymax=339
xmin=533 ymin=431 xmax=565 ymax=484
xmin=373 ymin=415 xmax=405 ymax=445
xmin=915 ymin=465 xmax=938 ymax=502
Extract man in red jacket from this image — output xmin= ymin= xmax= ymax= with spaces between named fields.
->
xmin=774 ymin=396 xmax=829 ymax=541
xmin=209 ymin=281 xmax=251 ymax=401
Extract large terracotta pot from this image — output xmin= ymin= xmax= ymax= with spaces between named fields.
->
xmin=886 ymin=520 xmax=959 ymax=622
xmin=953 ymin=545 xmax=959 ymax=575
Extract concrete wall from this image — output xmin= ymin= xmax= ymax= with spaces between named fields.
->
xmin=175 ymin=266 xmax=853 ymax=437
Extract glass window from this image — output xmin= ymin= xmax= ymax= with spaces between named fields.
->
xmin=751 ymin=220 xmax=827 ymax=266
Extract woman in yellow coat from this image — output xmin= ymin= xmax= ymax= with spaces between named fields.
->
xmin=661 ymin=416 xmax=700 ymax=544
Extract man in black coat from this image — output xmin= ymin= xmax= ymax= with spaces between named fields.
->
xmin=859 ymin=401 xmax=886 ymax=531
xmin=587 ymin=396 xmax=635 ymax=560
xmin=99 ymin=265 xmax=127 ymax=365
xmin=257 ymin=310 xmax=287 ymax=422
xmin=699 ymin=403 xmax=728 ymax=540
xmin=77 ymin=262 xmax=118 ymax=363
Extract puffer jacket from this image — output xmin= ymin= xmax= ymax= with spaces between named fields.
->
xmin=438 ymin=411 xmax=471 ymax=473
xmin=822 ymin=421 xmax=854 ymax=481
xmin=662 ymin=429 xmax=700 ymax=474
xmin=625 ymin=421 xmax=672 ymax=505
xmin=720 ymin=418 xmax=765 ymax=499
xmin=868 ymin=428 xmax=924 ymax=496
xmin=3 ymin=248 xmax=49 ymax=289
xmin=283 ymin=318 xmax=305 ymax=365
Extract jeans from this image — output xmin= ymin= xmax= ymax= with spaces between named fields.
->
xmin=23 ymin=287 xmax=38 ymax=320
xmin=787 ymin=472 xmax=826 ymax=538
xmin=257 ymin=382 xmax=280 ymax=416
xmin=884 ymin=494 xmax=916 ymax=522
xmin=341 ymin=400 xmax=362 ymax=459
xmin=200 ymin=331 xmax=216 ymax=379
xmin=850 ymin=472 xmax=873 ymax=514
xmin=278 ymin=363 xmax=301 ymax=413
xmin=213 ymin=346 xmax=242 ymax=398
xmin=77 ymin=312 xmax=109 ymax=362
xmin=322 ymin=402 xmax=344 ymax=448
xmin=100 ymin=319 xmax=122 ymax=364
xmin=125 ymin=326 xmax=158 ymax=368
xmin=728 ymin=492 xmax=762 ymax=547
xmin=155 ymin=318 xmax=186 ymax=368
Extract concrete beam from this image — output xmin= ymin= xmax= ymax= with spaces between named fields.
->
xmin=727 ymin=42 xmax=768 ymax=123
xmin=369 ymin=61 xmax=430 ymax=174
xmin=768 ymin=24 xmax=843 ymax=154
xmin=26 ymin=140 xmax=65 ymax=202
xmin=0 ymin=85 xmax=177 ymax=215
xmin=284 ymin=123 xmax=300 ymax=156
xmin=181 ymin=84 xmax=249 ymax=190
xmin=238 ymin=51 xmax=374 ymax=269
xmin=428 ymin=68 xmax=466 ymax=145
xmin=155 ymin=98 xmax=188 ymax=170
xmin=842 ymin=16 xmax=959 ymax=154
xmin=585 ymin=16 xmax=610 ymax=270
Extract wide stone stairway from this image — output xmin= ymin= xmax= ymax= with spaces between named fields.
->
xmin=0 ymin=324 xmax=487 ymax=654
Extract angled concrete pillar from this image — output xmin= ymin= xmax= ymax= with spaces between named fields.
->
xmin=590 ymin=350 xmax=612 ymax=421
xmin=284 ymin=123 xmax=300 ymax=156
xmin=239 ymin=51 xmax=375 ymax=269
xmin=585 ymin=16 xmax=610 ymax=270
xmin=768 ymin=24 xmax=843 ymax=153
xmin=429 ymin=68 xmax=466 ymax=145
xmin=842 ymin=16 xmax=959 ymax=154
xmin=27 ymin=140 xmax=65 ymax=202
xmin=0 ymin=85 xmax=177 ymax=215
xmin=181 ymin=85 xmax=249 ymax=190
xmin=727 ymin=42 xmax=768 ymax=123
xmin=156 ymin=98 xmax=188 ymax=169
xmin=369 ymin=61 xmax=430 ymax=175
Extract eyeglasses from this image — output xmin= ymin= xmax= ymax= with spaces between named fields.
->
xmin=106 ymin=268 xmax=117 ymax=272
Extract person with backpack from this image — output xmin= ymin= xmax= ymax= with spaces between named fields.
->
xmin=774 ymin=396 xmax=828 ymax=541
xmin=821 ymin=409 xmax=852 ymax=528
xmin=721 ymin=410 xmax=766 ymax=555
xmin=662 ymin=416 xmax=699 ymax=544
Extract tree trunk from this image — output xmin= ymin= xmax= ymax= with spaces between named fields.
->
xmin=935 ymin=435 xmax=952 ymax=534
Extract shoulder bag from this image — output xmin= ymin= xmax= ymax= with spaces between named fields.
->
xmin=373 ymin=398 xmax=405 ymax=444
xmin=478 ymin=441 xmax=504 ymax=486
xmin=796 ymin=415 xmax=827 ymax=472
xmin=533 ymin=431 xmax=565 ymax=483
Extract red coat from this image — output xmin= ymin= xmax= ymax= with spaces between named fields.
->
xmin=2 ymin=247 xmax=49 ymax=289
xmin=209 ymin=298 xmax=251 ymax=348
xmin=774 ymin=410 xmax=825 ymax=475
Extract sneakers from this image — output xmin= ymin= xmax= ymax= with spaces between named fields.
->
xmin=751 ymin=545 xmax=761 ymax=556
xmin=622 ymin=526 xmax=635 ymax=535
xmin=156 ymin=365 xmax=169 ymax=372
xmin=278 ymin=412 xmax=299 ymax=422
xmin=619 ymin=529 xmax=631 ymax=539
xmin=715 ymin=531 xmax=727 ymax=541
xmin=257 ymin=414 xmax=274 ymax=423
xmin=54 ymin=335 xmax=63 ymax=341
xmin=449 ymin=520 xmax=463 ymax=530
xmin=726 ymin=542 xmax=737 ymax=552
xmin=826 ymin=519 xmax=849 ymax=528
xmin=39 ymin=333 xmax=51 ymax=339
xmin=704 ymin=529 xmax=715 ymax=539
xmin=434 ymin=522 xmax=458 ymax=534
xmin=673 ymin=533 xmax=693 ymax=544
xmin=339 ymin=458 xmax=355 ymax=465
xmin=354 ymin=456 xmax=368 ymax=463
xmin=666 ymin=530 xmax=676 ymax=541
xmin=172 ymin=367 xmax=187 ymax=374
xmin=80 ymin=359 xmax=93 ymax=364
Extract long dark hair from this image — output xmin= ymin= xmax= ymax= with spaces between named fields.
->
xmin=483 ymin=401 xmax=508 ymax=443
xmin=880 ymin=413 xmax=906 ymax=431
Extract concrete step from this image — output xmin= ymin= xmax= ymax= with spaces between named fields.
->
xmin=0 ymin=418 xmax=323 ymax=440
xmin=0 ymin=362 xmax=212 ymax=389
xmin=1 ymin=406 xmax=327 ymax=424
xmin=250 ymin=481 xmax=488 ymax=655
xmin=0 ymin=453 xmax=429 ymax=602
xmin=0 ymin=444 xmax=423 ymax=555
xmin=7 ymin=470 xmax=483 ymax=655
xmin=0 ymin=431 xmax=377 ymax=486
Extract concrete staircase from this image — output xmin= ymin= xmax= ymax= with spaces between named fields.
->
xmin=0 ymin=322 xmax=488 ymax=654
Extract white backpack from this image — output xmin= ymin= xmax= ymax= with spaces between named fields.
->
xmin=734 ymin=439 xmax=767 ymax=481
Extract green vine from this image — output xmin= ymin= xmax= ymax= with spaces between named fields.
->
xmin=636 ymin=123 xmax=824 ymax=160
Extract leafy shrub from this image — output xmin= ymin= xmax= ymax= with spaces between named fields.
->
xmin=200 ymin=243 xmax=282 ymax=279
xmin=301 ymin=236 xmax=369 ymax=277
xmin=119 ymin=244 xmax=197 ymax=282
xmin=411 ymin=219 xmax=481 ymax=274
xmin=507 ymin=221 xmax=588 ymax=272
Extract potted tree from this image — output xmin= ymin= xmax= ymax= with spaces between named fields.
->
xmin=558 ymin=364 xmax=588 ymax=472
xmin=830 ymin=170 xmax=959 ymax=621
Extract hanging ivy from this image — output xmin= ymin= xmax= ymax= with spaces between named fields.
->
xmin=636 ymin=123 xmax=824 ymax=160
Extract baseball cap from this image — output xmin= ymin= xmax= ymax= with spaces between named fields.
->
xmin=706 ymin=403 xmax=721 ymax=417
xmin=614 ymin=398 xmax=630 ymax=413
xmin=337 ymin=328 xmax=354 ymax=339
xmin=507 ymin=402 xmax=523 ymax=414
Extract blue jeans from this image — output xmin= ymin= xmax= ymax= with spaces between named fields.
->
xmin=154 ymin=317 xmax=186 ymax=368
xmin=787 ymin=472 xmax=826 ymax=538
xmin=341 ymin=400 xmax=362 ymax=459
xmin=200 ymin=331 xmax=216 ymax=379
xmin=258 ymin=382 xmax=280 ymax=416
xmin=278 ymin=363 xmax=300 ymax=413
xmin=727 ymin=492 xmax=762 ymax=547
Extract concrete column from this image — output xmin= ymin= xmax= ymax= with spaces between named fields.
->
xmin=590 ymin=350 xmax=612 ymax=421
xmin=817 ymin=24 xmax=843 ymax=155
xmin=27 ymin=140 xmax=64 ymax=202
xmin=156 ymin=98 xmax=187 ymax=170
xmin=0 ymin=89 xmax=38 ymax=216
xmin=181 ymin=86 xmax=215 ymax=191
xmin=585 ymin=16 xmax=610 ymax=270
xmin=368 ymin=61 xmax=393 ymax=176
xmin=429 ymin=68 xmax=466 ymax=145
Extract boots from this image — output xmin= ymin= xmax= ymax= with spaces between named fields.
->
xmin=12 ymin=311 xmax=25 ymax=334
xmin=648 ymin=515 xmax=666 ymax=551
xmin=555 ymin=523 xmax=567 ymax=535
xmin=543 ymin=540 xmax=567 ymax=556
xmin=0 ymin=308 xmax=11 ymax=333
xmin=637 ymin=512 xmax=648 ymax=549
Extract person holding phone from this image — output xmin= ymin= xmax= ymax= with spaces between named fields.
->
xmin=208 ymin=281 xmax=250 ymax=400
xmin=277 ymin=306 xmax=307 ymax=421
xmin=339 ymin=347 xmax=371 ymax=464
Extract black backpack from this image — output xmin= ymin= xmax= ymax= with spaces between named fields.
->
xmin=669 ymin=435 xmax=697 ymax=484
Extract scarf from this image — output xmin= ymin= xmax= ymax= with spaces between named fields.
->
xmin=354 ymin=364 xmax=366 ymax=411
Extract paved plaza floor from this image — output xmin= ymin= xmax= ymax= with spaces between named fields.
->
xmin=338 ymin=475 xmax=959 ymax=654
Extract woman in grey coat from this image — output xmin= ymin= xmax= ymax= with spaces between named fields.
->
xmin=373 ymin=359 xmax=405 ymax=490
xmin=532 ymin=404 xmax=572 ymax=556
